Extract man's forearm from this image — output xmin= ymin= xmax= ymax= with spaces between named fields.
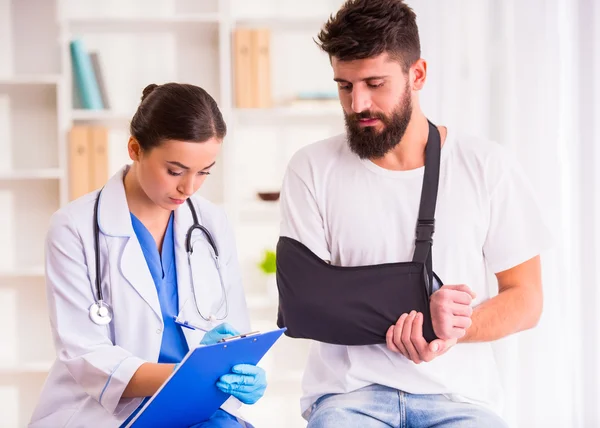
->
xmin=459 ymin=286 xmax=542 ymax=343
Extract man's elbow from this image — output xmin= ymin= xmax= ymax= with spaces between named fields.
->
xmin=522 ymin=287 xmax=543 ymax=331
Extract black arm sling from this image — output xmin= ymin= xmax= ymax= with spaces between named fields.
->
xmin=276 ymin=120 xmax=442 ymax=345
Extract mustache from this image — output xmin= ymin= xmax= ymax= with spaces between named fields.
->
xmin=346 ymin=110 xmax=388 ymax=122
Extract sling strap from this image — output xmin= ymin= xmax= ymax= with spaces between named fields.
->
xmin=412 ymin=121 xmax=441 ymax=295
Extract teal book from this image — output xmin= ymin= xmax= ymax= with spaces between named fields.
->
xmin=70 ymin=39 xmax=104 ymax=110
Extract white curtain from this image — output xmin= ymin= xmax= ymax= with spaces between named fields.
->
xmin=408 ymin=0 xmax=599 ymax=426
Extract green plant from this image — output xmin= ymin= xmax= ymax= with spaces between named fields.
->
xmin=258 ymin=249 xmax=276 ymax=275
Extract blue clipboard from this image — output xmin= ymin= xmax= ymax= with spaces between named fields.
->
xmin=125 ymin=328 xmax=286 ymax=428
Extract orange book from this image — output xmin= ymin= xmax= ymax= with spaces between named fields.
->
xmin=89 ymin=126 xmax=109 ymax=191
xmin=233 ymin=28 xmax=255 ymax=108
xmin=68 ymin=126 xmax=91 ymax=201
xmin=252 ymin=28 xmax=272 ymax=108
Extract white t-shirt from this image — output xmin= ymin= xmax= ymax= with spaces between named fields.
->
xmin=279 ymin=127 xmax=552 ymax=418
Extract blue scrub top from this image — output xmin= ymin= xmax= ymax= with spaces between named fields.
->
xmin=121 ymin=212 xmax=190 ymax=427
xmin=130 ymin=211 xmax=189 ymax=362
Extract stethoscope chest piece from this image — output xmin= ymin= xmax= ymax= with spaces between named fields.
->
xmin=89 ymin=301 xmax=113 ymax=325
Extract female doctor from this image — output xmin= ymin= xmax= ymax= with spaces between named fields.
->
xmin=30 ymin=83 xmax=266 ymax=428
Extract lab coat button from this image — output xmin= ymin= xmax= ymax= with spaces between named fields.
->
xmin=156 ymin=328 xmax=162 ymax=334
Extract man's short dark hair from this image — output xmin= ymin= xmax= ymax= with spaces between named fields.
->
xmin=316 ymin=0 xmax=421 ymax=73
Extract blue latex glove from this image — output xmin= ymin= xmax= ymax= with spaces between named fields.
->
xmin=200 ymin=323 xmax=240 ymax=346
xmin=216 ymin=364 xmax=267 ymax=405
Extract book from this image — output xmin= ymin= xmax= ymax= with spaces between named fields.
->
xmin=252 ymin=28 xmax=272 ymax=108
xmin=68 ymin=126 xmax=91 ymax=201
xmin=232 ymin=28 xmax=255 ymax=108
xmin=89 ymin=52 xmax=110 ymax=110
xmin=70 ymin=39 xmax=104 ymax=110
xmin=68 ymin=126 xmax=110 ymax=201
xmin=89 ymin=126 xmax=109 ymax=191
xmin=232 ymin=28 xmax=273 ymax=108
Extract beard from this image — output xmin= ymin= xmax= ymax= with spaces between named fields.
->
xmin=344 ymin=86 xmax=413 ymax=159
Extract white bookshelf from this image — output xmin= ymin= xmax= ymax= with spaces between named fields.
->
xmin=0 ymin=0 xmax=343 ymax=426
xmin=68 ymin=14 xmax=223 ymax=25
xmin=71 ymin=109 xmax=132 ymax=125
xmin=0 ymin=75 xmax=61 ymax=86
xmin=0 ymin=169 xmax=64 ymax=180
xmin=66 ymin=15 xmax=223 ymax=35
xmin=0 ymin=267 xmax=45 ymax=278
xmin=0 ymin=361 xmax=54 ymax=375
xmin=234 ymin=104 xmax=343 ymax=119
xmin=233 ymin=16 xmax=331 ymax=31
xmin=0 ymin=4 xmax=64 ymax=425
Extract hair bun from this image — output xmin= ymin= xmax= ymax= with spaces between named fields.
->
xmin=141 ymin=84 xmax=159 ymax=101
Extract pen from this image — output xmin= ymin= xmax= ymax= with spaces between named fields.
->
xmin=173 ymin=316 xmax=210 ymax=333
xmin=218 ymin=331 xmax=261 ymax=343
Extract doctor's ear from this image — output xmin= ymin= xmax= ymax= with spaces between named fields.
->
xmin=127 ymin=137 xmax=143 ymax=162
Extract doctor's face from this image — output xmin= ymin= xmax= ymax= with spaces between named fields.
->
xmin=129 ymin=137 xmax=222 ymax=210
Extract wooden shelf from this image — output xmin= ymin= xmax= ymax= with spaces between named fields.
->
xmin=0 ymin=169 xmax=63 ymax=180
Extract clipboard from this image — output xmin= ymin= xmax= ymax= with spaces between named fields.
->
xmin=125 ymin=328 xmax=286 ymax=428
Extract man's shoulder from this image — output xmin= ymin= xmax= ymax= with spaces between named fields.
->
xmin=287 ymin=133 xmax=349 ymax=174
xmin=451 ymin=130 xmax=506 ymax=159
xmin=448 ymin=129 xmax=525 ymax=198
xmin=450 ymin=129 xmax=515 ymax=174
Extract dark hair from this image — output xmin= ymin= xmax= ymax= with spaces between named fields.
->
xmin=316 ymin=0 xmax=421 ymax=73
xmin=130 ymin=83 xmax=226 ymax=151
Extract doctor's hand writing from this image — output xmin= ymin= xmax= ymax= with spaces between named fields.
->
xmin=200 ymin=323 xmax=240 ymax=346
xmin=217 ymin=364 xmax=267 ymax=405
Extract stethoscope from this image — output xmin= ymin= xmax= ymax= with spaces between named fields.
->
xmin=89 ymin=189 xmax=229 ymax=326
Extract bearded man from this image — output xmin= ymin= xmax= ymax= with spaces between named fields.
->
xmin=276 ymin=1 xmax=552 ymax=427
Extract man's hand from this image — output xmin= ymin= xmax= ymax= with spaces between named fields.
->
xmin=386 ymin=311 xmax=456 ymax=364
xmin=430 ymin=284 xmax=476 ymax=340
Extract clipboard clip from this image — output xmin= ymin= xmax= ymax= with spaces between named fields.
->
xmin=218 ymin=331 xmax=261 ymax=343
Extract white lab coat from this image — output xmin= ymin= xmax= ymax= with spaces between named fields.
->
xmin=29 ymin=166 xmax=251 ymax=428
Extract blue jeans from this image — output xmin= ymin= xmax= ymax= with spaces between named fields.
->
xmin=307 ymin=384 xmax=508 ymax=428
